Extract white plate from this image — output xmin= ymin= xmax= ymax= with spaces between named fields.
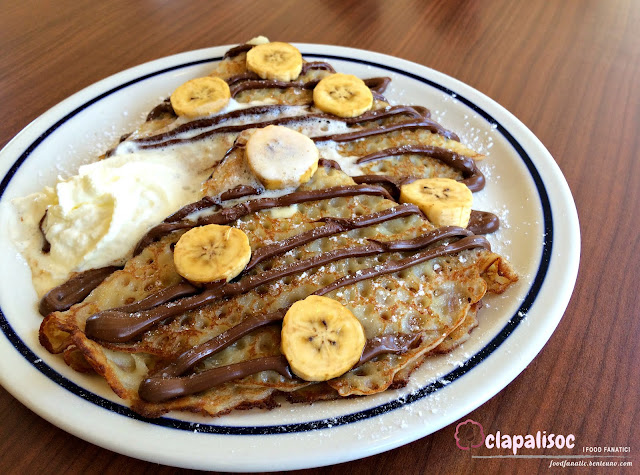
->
xmin=0 ymin=44 xmax=580 ymax=471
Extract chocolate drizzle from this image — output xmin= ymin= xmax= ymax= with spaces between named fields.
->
xmin=38 ymin=266 xmax=122 ymax=316
xmin=245 ymin=203 xmax=423 ymax=271
xmin=38 ymin=210 xmax=51 ymax=254
xmin=365 ymin=77 xmax=391 ymax=95
xmin=37 ymin=268 xmax=196 ymax=319
xmin=164 ymin=196 xmax=221 ymax=223
xmin=147 ymin=310 xmax=287 ymax=380
xmin=330 ymin=152 xmax=483 ymax=216
xmin=219 ymin=184 xmax=262 ymax=201
xmin=228 ymin=76 xmax=389 ymax=99
xmin=135 ymin=104 xmax=296 ymax=145
xmin=227 ymin=61 xmax=339 ymax=95
xmin=132 ymin=102 xmax=431 ymax=151
xmin=317 ymin=158 xmax=342 ymax=170
xmin=82 ymin=204 xmax=418 ymax=338
xmin=164 ymin=185 xmax=262 ymax=223
xmin=314 ymin=234 xmax=490 ymax=296
xmin=139 ymin=355 xmax=293 ymax=403
xmin=87 ymin=240 xmax=391 ymax=342
xmin=223 ymin=43 xmax=254 ymax=58
xmin=138 ymin=331 xmax=422 ymax=403
xmin=230 ymin=79 xmax=318 ymax=98
xmin=359 ymin=333 xmax=422 ymax=363
xmin=312 ymin=119 xmax=460 ymax=143
xmin=87 ymin=227 xmax=484 ymax=343
xmin=355 ymin=144 xmax=485 ymax=192
xmin=300 ymin=61 xmax=336 ymax=74
xmin=225 ymin=71 xmax=260 ymax=85
xmin=467 ymin=210 xmax=500 ymax=235
xmin=145 ymin=99 xmax=176 ymax=122
xmin=133 ymin=184 xmax=393 ymax=255
xmin=351 ymin=174 xmax=412 ymax=200
xmin=116 ymin=281 xmax=198 ymax=314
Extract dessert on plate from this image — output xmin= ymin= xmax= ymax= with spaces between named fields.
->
xmin=12 ymin=38 xmax=517 ymax=417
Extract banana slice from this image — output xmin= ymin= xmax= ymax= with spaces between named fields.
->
xmin=173 ymin=224 xmax=251 ymax=283
xmin=246 ymin=125 xmax=319 ymax=189
xmin=313 ymin=73 xmax=373 ymax=118
xmin=400 ymin=178 xmax=473 ymax=227
xmin=281 ymin=296 xmax=366 ymax=381
xmin=246 ymin=42 xmax=303 ymax=81
xmin=170 ymin=76 xmax=231 ymax=118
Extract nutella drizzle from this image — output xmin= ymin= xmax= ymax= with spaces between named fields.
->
xmin=317 ymin=158 xmax=342 ymax=170
xmin=223 ymin=43 xmax=253 ymax=58
xmin=86 ymin=227 xmax=484 ymax=343
xmin=229 ymin=77 xmax=389 ymax=99
xmin=300 ymin=61 xmax=336 ymax=74
xmin=148 ymin=314 xmax=420 ymax=383
xmin=245 ymin=203 xmax=423 ymax=271
xmin=230 ymin=79 xmax=317 ymax=98
xmin=136 ymin=104 xmax=296 ymax=144
xmin=132 ymin=103 xmax=430 ymax=149
xmin=355 ymin=144 xmax=485 ymax=192
xmin=314 ymin=234 xmax=489 ymax=296
xmin=365 ymin=77 xmax=391 ymax=95
xmin=138 ymin=355 xmax=293 ymax=403
xmin=145 ymin=99 xmax=175 ymax=122
xmin=467 ymin=210 xmax=500 ymax=235
xmin=225 ymin=71 xmax=261 ymax=85
xmin=351 ymin=174 xmax=498 ymax=231
xmin=38 ymin=210 xmax=51 ymax=254
xmin=164 ymin=196 xmax=220 ymax=223
xmin=75 ymin=204 xmax=418 ymax=333
xmin=312 ymin=118 xmax=460 ymax=143
xmin=39 ymin=266 xmax=122 ymax=316
xmin=147 ymin=310 xmax=287 ymax=380
xmin=139 ymin=332 xmax=422 ymax=403
xmin=351 ymin=174 xmax=411 ymax=200
xmin=224 ymin=62 xmax=337 ymax=83
xmin=133 ymin=184 xmax=394 ymax=255
xmin=163 ymin=185 xmax=262 ymax=223
xmin=359 ymin=333 xmax=422 ymax=363
xmin=115 ymin=281 xmax=198 ymax=314
xmin=219 ymin=184 xmax=262 ymax=201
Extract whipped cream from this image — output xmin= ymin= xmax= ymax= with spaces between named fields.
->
xmin=12 ymin=150 xmax=207 ymax=295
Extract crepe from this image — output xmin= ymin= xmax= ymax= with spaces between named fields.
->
xmin=36 ymin=41 xmax=517 ymax=418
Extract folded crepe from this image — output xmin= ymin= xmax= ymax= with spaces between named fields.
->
xmin=37 ymin=40 xmax=516 ymax=418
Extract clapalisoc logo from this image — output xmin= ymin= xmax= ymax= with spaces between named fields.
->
xmin=454 ymin=419 xmax=486 ymax=450
xmin=454 ymin=419 xmax=576 ymax=455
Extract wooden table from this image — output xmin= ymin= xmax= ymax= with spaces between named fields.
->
xmin=1 ymin=1 xmax=638 ymax=473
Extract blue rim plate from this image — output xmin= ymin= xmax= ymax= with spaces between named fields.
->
xmin=0 ymin=44 xmax=579 ymax=471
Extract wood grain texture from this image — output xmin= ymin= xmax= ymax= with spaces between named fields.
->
xmin=1 ymin=0 xmax=638 ymax=473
